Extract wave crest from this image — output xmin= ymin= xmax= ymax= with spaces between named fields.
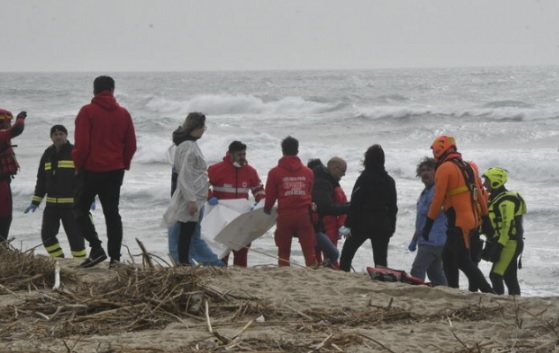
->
xmin=482 ymin=100 xmax=534 ymax=109
xmin=144 ymin=94 xmax=336 ymax=116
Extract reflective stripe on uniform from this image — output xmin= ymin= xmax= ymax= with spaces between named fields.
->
xmin=58 ymin=160 xmax=75 ymax=168
xmin=44 ymin=160 xmax=74 ymax=170
xmin=32 ymin=196 xmax=44 ymax=203
xmin=45 ymin=243 xmax=64 ymax=257
xmin=212 ymin=186 xmax=251 ymax=194
xmin=252 ymin=188 xmax=265 ymax=197
xmin=71 ymin=249 xmax=87 ymax=258
xmin=46 ymin=197 xmax=74 ymax=204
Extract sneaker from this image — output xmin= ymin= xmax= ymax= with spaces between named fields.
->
xmin=109 ymin=259 xmax=122 ymax=269
xmin=321 ymin=259 xmax=338 ymax=269
xmin=80 ymin=248 xmax=107 ymax=268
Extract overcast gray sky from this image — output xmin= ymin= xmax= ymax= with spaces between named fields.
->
xmin=2 ymin=0 xmax=558 ymax=72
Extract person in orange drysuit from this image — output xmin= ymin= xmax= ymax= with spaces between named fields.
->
xmin=422 ymin=135 xmax=494 ymax=293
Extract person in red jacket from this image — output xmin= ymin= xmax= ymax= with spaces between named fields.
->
xmin=0 ymin=109 xmax=26 ymax=243
xmin=264 ymin=136 xmax=316 ymax=267
xmin=208 ymin=140 xmax=265 ymax=267
xmin=319 ymin=157 xmax=349 ymax=264
xmin=72 ymin=76 xmax=137 ymax=268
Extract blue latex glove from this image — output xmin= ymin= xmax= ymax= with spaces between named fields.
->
xmin=208 ymin=197 xmax=219 ymax=206
xmin=408 ymin=240 xmax=417 ymax=252
xmin=338 ymin=226 xmax=351 ymax=238
xmin=24 ymin=204 xmax=38 ymax=214
xmin=90 ymin=200 xmax=96 ymax=211
xmin=249 ymin=202 xmax=258 ymax=211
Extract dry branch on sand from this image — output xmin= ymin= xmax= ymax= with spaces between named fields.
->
xmin=1 ymin=244 xmax=559 ymax=353
xmin=0 ymin=244 xmax=80 ymax=292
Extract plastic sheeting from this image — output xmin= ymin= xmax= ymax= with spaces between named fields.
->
xmin=201 ymin=199 xmax=277 ymax=258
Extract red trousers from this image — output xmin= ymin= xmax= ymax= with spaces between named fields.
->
xmin=222 ymin=243 xmax=250 ymax=267
xmin=274 ymin=211 xmax=316 ymax=267
xmin=0 ymin=180 xmax=12 ymax=241
xmin=0 ymin=180 xmax=11 ymax=217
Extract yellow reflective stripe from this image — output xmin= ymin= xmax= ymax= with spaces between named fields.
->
xmin=45 ymin=243 xmax=61 ymax=252
xmin=71 ymin=249 xmax=87 ymax=258
xmin=32 ymin=196 xmax=43 ymax=203
xmin=45 ymin=243 xmax=64 ymax=257
xmin=58 ymin=160 xmax=75 ymax=168
xmin=446 ymin=185 xmax=469 ymax=197
xmin=44 ymin=161 xmax=74 ymax=170
xmin=46 ymin=197 xmax=74 ymax=204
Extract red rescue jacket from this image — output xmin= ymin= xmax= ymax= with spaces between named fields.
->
xmin=264 ymin=155 xmax=314 ymax=216
xmin=208 ymin=153 xmax=265 ymax=202
xmin=72 ymin=91 xmax=137 ymax=172
xmin=323 ymin=186 xmax=348 ymax=237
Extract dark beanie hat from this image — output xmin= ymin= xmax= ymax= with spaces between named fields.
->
xmin=50 ymin=124 xmax=68 ymax=136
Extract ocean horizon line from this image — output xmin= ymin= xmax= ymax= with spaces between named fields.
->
xmin=1 ymin=63 xmax=558 ymax=75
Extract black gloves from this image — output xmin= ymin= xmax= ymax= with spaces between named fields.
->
xmin=481 ymin=240 xmax=494 ymax=262
xmin=422 ymin=217 xmax=434 ymax=241
xmin=490 ymin=243 xmax=504 ymax=263
xmin=481 ymin=215 xmax=494 ymax=237
xmin=16 ymin=111 xmax=27 ymax=119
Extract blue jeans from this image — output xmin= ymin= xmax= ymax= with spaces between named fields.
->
xmin=316 ymin=231 xmax=339 ymax=265
xmin=410 ymin=244 xmax=447 ymax=286
xmin=168 ymin=206 xmax=224 ymax=266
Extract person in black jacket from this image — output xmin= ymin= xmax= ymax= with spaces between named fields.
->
xmin=309 ymin=157 xmax=350 ymax=268
xmin=23 ymin=125 xmax=86 ymax=258
xmin=340 ymin=144 xmax=398 ymax=271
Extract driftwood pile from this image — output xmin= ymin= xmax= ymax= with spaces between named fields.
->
xmin=1 ymin=244 xmax=558 ymax=353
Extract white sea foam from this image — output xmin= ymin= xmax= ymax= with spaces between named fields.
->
xmin=144 ymin=93 xmax=333 ymax=116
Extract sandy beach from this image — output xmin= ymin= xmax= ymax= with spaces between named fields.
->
xmin=1 ymin=247 xmax=558 ymax=353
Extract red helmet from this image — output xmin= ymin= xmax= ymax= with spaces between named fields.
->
xmin=431 ymin=135 xmax=456 ymax=162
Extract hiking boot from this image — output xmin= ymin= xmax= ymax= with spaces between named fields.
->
xmin=80 ymin=247 xmax=107 ymax=268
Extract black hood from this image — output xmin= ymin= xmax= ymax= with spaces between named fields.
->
xmin=313 ymin=165 xmax=340 ymax=187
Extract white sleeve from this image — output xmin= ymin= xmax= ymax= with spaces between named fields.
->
xmin=175 ymin=143 xmax=198 ymax=202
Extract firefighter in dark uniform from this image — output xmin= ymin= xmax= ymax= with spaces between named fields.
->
xmin=24 ymin=125 xmax=87 ymax=258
